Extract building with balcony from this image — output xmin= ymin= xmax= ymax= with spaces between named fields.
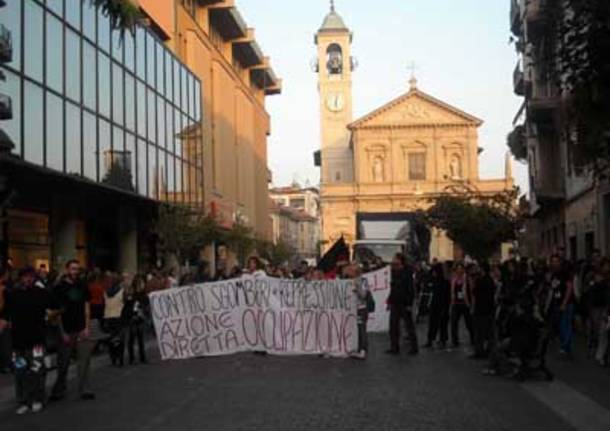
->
xmin=270 ymin=184 xmax=321 ymax=261
xmin=509 ymin=0 xmax=607 ymax=259
xmin=0 ymin=0 xmax=203 ymax=271
xmin=139 ymin=0 xmax=281 ymax=245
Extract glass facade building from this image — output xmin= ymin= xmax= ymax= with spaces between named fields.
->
xmin=0 ymin=0 xmax=203 ymax=205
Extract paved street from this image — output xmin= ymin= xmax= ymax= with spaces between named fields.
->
xmin=1 ymin=331 xmax=609 ymax=431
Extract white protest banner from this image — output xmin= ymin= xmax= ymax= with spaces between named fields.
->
xmin=149 ymin=276 xmax=358 ymax=360
xmin=362 ymin=266 xmax=391 ymax=333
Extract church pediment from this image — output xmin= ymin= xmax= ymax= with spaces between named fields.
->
xmin=348 ymin=89 xmax=483 ymax=129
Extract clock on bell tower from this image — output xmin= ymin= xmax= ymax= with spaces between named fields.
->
xmin=314 ymin=1 xmax=355 ymax=184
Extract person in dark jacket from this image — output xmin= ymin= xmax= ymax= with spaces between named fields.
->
xmin=450 ymin=262 xmax=474 ymax=347
xmin=0 ymin=267 xmax=60 ymax=414
xmin=424 ymin=263 xmax=450 ymax=349
xmin=470 ymin=263 xmax=497 ymax=358
xmin=387 ymin=253 xmax=418 ymax=355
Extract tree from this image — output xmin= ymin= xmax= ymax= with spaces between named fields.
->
xmin=553 ymin=0 xmax=610 ymax=174
xmin=101 ymin=163 xmax=135 ymax=192
xmin=223 ymin=221 xmax=256 ymax=266
xmin=85 ymin=0 xmax=144 ymax=35
xmin=258 ymin=239 xmax=296 ymax=267
xmin=420 ymin=187 xmax=522 ymax=262
xmin=155 ymin=205 xmax=221 ymax=267
xmin=507 ymin=125 xmax=527 ymax=162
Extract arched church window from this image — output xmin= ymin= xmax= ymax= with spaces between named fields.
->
xmin=326 ymin=44 xmax=343 ymax=75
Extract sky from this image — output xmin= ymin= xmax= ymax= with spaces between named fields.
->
xmin=235 ymin=0 xmax=527 ymax=192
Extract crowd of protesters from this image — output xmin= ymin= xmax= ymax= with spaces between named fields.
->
xmin=414 ymin=249 xmax=610 ymax=380
xmin=0 ymin=259 xmax=162 ymax=415
xmin=1 ymin=246 xmax=609 ymax=414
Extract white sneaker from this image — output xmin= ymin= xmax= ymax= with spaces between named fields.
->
xmin=31 ymin=402 xmax=43 ymax=413
xmin=15 ymin=405 xmax=29 ymax=415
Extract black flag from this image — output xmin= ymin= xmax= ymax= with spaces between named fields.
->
xmin=317 ymin=236 xmax=350 ymax=273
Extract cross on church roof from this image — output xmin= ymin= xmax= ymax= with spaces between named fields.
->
xmin=407 ymin=61 xmax=418 ymax=90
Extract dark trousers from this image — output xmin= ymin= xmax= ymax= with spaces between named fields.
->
xmin=14 ymin=348 xmax=46 ymax=406
xmin=128 ymin=321 xmax=147 ymax=363
xmin=0 ymin=328 xmax=11 ymax=370
xmin=473 ymin=314 xmax=493 ymax=355
xmin=450 ymin=304 xmax=474 ymax=346
xmin=390 ymin=304 xmax=418 ymax=352
xmin=356 ymin=309 xmax=369 ymax=352
xmin=427 ymin=307 xmax=449 ymax=344
xmin=52 ymin=334 xmax=96 ymax=397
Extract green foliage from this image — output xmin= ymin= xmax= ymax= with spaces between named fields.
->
xmin=86 ymin=0 xmax=144 ymax=35
xmin=420 ymin=187 xmax=521 ymax=262
xmin=554 ymin=0 xmax=610 ymax=173
xmin=101 ymin=163 xmax=135 ymax=192
xmin=507 ymin=125 xmax=527 ymax=162
xmin=223 ymin=221 xmax=256 ymax=266
xmin=155 ymin=205 xmax=221 ymax=263
xmin=258 ymin=239 xmax=296 ymax=266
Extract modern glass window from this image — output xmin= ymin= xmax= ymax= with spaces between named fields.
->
xmin=24 ymin=1 xmax=44 ymax=82
xmin=47 ymin=0 xmax=63 ymax=17
xmin=83 ymin=111 xmax=97 ymax=181
xmin=148 ymin=144 xmax=157 ymax=199
xmin=146 ymin=33 xmax=155 ymax=85
xmin=1 ymin=70 xmax=21 ymax=155
xmin=82 ymin=1 xmax=96 ymax=42
xmin=24 ymin=82 xmax=44 ymax=165
xmin=46 ymin=13 xmax=64 ymax=93
xmin=124 ymin=31 xmax=135 ymax=73
xmin=137 ymin=138 xmax=147 ymax=195
xmin=98 ymin=52 xmax=111 ymax=118
xmin=112 ymin=63 xmax=124 ymax=125
xmin=147 ymin=88 xmax=155 ymax=141
xmin=46 ymin=92 xmax=64 ymax=172
xmin=66 ymin=29 xmax=81 ymax=102
xmin=83 ymin=41 xmax=96 ymax=109
xmin=66 ymin=102 xmax=82 ymax=175
xmin=157 ymin=95 xmax=165 ymax=149
xmin=98 ymin=118 xmax=111 ymax=180
xmin=97 ymin=9 xmax=110 ymax=52
xmin=135 ymin=27 xmax=146 ymax=80
xmin=136 ymin=80 xmax=146 ymax=136
xmin=0 ymin=0 xmax=22 ymax=70
xmin=66 ymin=0 xmax=81 ymax=31
xmin=111 ymin=28 xmax=123 ymax=62
xmin=2 ymin=0 xmax=203 ymax=206
xmin=125 ymin=132 xmax=136 ymax=191
xmin=125 ymin=73 xmax=135 ymax=132
xmin=408 ymin=153 xmax=426 ymax=181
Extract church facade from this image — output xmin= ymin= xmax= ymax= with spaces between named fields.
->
xmin=314 ymin=5 xmax=513 ymax=261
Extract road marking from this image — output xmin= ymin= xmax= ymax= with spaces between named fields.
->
xmin=523 ymin=380 xmax=610 ymax=431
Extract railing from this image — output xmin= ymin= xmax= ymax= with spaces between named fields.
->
xmin=510 ymin=0 xmax=523 ymax=36
xmin=513 ymin=61 xmax=525 ymax=96
xmin=0 ymin=93 xmax=12 ymax=120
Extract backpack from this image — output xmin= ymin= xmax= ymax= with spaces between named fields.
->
xmin=366 ymin=290 xmax=376 ymax=313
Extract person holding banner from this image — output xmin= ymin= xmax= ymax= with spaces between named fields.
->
xmin=346 ymin=264 xmax=370 ymax=360
xmin=387 ymin=254 xmax=419 ymax=355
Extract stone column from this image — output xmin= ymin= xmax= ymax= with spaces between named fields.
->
xmin=118 ymin=205 xmax=138 ymax=274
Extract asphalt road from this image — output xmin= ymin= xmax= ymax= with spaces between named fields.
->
xmin=1 ymin=333 xmax=609 ymax=431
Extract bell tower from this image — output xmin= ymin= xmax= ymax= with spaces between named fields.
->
xmin=315 ymin=1 xmax=355 ymax=184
